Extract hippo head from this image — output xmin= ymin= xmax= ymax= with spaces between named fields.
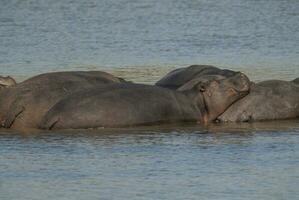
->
xmin=0 ymin=76 xmax=16 ymax=89
xmin=178 ymin=72 xmax=250 ymax=123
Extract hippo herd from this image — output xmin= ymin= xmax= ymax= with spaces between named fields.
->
xmin=0 ymin=65 xmax=298 ymax=132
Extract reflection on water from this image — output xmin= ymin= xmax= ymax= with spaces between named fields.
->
xmin=1 ymin=120 xmax=299 ymax=200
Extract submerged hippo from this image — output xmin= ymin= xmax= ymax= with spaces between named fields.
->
xmin=39 ymin=72 xmax=250 ymax=130
xmin=0 ymin=76 xmax=16 ymax=88
xmin=218 ymin=80 xmax=299 ymax=122
xmin=155 ymin=65 xmax=236 ymax=89
xmin=0 ymin=71 xmax=127 ymax=130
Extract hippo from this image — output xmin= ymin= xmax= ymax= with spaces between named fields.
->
xmin=293 ymin=78 xmax=299 ymax=84
xmin=155 ymin=65 xmax=237 ymax=89
xmin=218 ymin=80 xmax=299 ymax=122
xmin=0 ymin=71 xmax=128 ymax=130
xmin=156 ymin=65 xmax=299 ymax=122
xmin=39 ymin=72 xmax=250 ymax=130
xmin=0 ymin=76 xmax=16 ymax=88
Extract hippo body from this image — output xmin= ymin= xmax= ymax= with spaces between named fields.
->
xmin=41 ymin=85 xmax=202 ymax=129
xmin=40 ymin=73 xmax=250 ymax=130
xmin=156 ymin=65 xmax=299 ymax=122
xmin=293 ymin=78 xmax=299 ymax=84
xmin=155 ymin=65 xmax=236 ymax=89
xmin=0 ymin=71 xmax=127 ymax=130
xmin=218 ymin=80 xmax=299 ymax=122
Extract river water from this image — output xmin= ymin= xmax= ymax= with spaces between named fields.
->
xmin=0 ymin=0 xmax=299 ymax=199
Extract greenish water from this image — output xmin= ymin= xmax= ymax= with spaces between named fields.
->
xmin=0 ymin=0 xmax=299 ymax=199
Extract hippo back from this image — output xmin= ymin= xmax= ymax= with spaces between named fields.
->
xmin=0 ymin=71 xmax=128 ymax=130
xmin=292 ymin=78 xmax=299 ymax=85
xmin=22 ymin=71 xmax=126 ymax=86
xmin=218 ymin=80 xmax=299 ymax=122
xmin=155 ymin=65 xmax=237 ymax=89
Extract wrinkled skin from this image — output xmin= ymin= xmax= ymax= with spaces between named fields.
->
xmin=155 ymin=65 xmax=237 ymax=89
xmin=157 ymin=65 xmax=299 ymax=122
xmin=218 ymin=80 xmax=299 ymax=122
xmin=40 ymin=73 xmax=250 ymax=130
xmin=0 ymin=76 xmax=16 ymax=88
xmin=0 ymin=71 xmax=127 ymax=130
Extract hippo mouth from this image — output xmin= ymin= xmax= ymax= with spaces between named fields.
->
xmin=239 ymin=89 xmax=250 ymax=96
xmin=0 ymin=82 xmax=7 ymax=87
xmin=233 ymin=87 xmax=250 ymax=97
xmin=0 ymin=76 xmax=17 ymax=88
xmin=235 ymin=73 xmax=251 ymax=93
xmin=199 ymin=91 xmax=210 ymax=123
xmin=224 ymin=73 xmax=251 ymax=98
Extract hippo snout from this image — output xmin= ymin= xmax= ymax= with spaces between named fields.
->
xmin=231 ymin=72 xmax=251 ymax=93
xmin=0 ymin=76 xmax=16 ymax=88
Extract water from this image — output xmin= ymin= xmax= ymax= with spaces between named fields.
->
xmin=1 ymin=0 xmax=299 ymax=199
xmin=0 ymin=0 xmax=299 ymax=82
xmin=1 ymin=122 xmax=299 ymax=200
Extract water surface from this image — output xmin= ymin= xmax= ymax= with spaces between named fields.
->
xmin=1 ymin=121 xmax=299 ymax=200
xmin=0 ymin=0 xmax=298 ymax=82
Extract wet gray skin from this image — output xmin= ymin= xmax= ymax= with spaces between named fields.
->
xmin=218 ymin=80 xmax=299 ymax=122
xmin=0 ymin=71 xmax=128 ymax=131
xmin=292 ymin=77 xmax=299 ymax=84
xmin=39 ymin=72 xmax=250 ymax=130
xmin=155 ymin=65 xmax=237 ymax=89
xmin=157 ymin=65 xmax=299 ymax=122
xmin=0 ymin=76 xmax=16 ymax=88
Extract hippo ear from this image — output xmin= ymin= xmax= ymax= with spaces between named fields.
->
xmin=177 ymin=78 xmax=206 ymax=92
